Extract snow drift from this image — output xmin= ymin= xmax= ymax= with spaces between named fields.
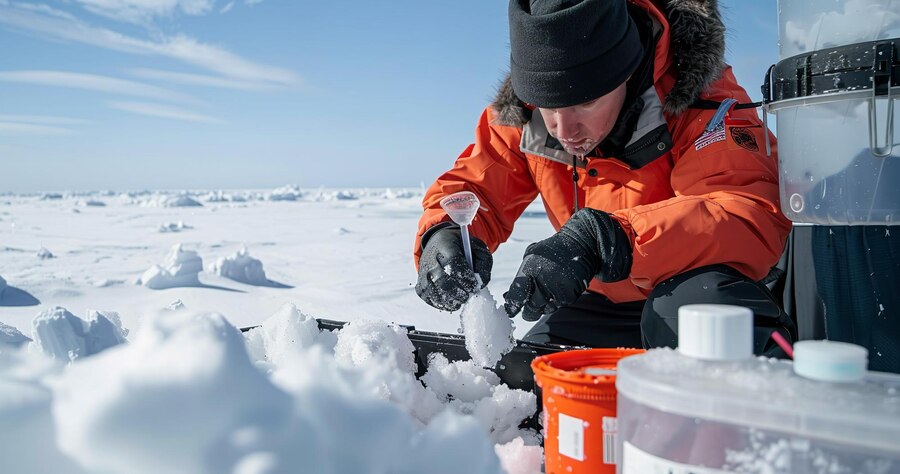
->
xmin=139 ymin=244 xmax=203 ymax=290
xmin=212 ymin=247 xmax=268 ymax=285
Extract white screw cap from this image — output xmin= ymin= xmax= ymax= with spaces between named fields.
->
xmin=793 ymin=340 xmax=868 ymax=383
xmin=678 ymin=304 xmax=753 ymax=361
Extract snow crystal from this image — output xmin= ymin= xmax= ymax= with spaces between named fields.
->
xmin=422 ymin=353 xmax=500 ymax=403
xmin=460 ymin=289 xmax=516 ymax=368
xmin=139 ymin=244 xmax=203 ymax=289
xmin=495 ymin=437 xmax=544 ymax=474
xmin=28 ymin=307 xmax=127 ymax=362
xmin=0 ymin=321 xmax=31 ymax=347
xmin=158 ymin=221 xmax=192 ymax=233
xmin=268 ymin=185 xmax=303 ymax=201
xmin=212 ymin=247 xmax=268 ymax=285
xmin=37 ymin=247 xmax=55 ymax=259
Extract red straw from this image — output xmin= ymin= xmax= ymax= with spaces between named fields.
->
xmin=771 ymin=331 xmax=794 ymax=359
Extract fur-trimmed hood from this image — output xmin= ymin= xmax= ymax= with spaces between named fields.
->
xmin=492 ymin=0 xmax=725 ymax=126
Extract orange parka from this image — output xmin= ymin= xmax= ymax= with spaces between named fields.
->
xmin=415 ymin=0 xmax=791 ymax=303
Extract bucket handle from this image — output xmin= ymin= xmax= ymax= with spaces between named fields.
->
xmin=868 ymin=41 xmax=896 ymax=158
xmin=761 ymin=64 xmax=775 ymax=158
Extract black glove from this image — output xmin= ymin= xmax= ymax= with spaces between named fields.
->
xmin=504 ymin=208 xmax=632 ymax=321
xmin=416 ymin=223 xmax=492 ymax=311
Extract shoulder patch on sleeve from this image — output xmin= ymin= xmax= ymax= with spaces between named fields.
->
xmin=694 ymin=98 xmax=737 ymax=151
xmin=729 ymin=127 xmax=759 ymax=151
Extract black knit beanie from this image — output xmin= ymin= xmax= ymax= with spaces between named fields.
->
xmin=508 ymin=0 xmax=643 ymax=108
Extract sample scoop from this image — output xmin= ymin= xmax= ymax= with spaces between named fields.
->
xmin=439 ymin=191 xmax=481 ymax=271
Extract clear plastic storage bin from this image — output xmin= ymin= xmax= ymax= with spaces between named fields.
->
xmin=766 ymin=0 xmax=900 ymax=224
xmin=616 ymin=305 xmax=900 ymax=473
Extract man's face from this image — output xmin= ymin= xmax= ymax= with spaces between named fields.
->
xmin=538 ymin=82 xmax=628 ymax=156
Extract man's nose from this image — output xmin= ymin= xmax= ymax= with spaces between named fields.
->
xmin=551 ymin=110 xmax=578 ymax=139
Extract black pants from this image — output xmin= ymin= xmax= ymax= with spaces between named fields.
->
xmin=522 ymin=264 xmax=796 ymax=358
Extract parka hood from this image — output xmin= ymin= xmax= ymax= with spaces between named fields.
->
xmin=491 ymin=0 xmax=725 ymax=126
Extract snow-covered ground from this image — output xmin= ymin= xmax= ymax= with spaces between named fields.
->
xmin=0 ymin=187 xmax=555 ymax=473
xmin=0 ymin=187 xmax=553 ymax=335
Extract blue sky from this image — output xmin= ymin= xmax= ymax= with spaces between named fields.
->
xmin=0 ymin=0 xmax=778 ymax=193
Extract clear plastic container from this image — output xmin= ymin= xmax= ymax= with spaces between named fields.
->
xmin=771 ymin=0 xmax=900 ymax=225
xmin=616 ymin=349 xmax=900 ymax=473
xmin=616 ymin=305 xmax=900 ymax=473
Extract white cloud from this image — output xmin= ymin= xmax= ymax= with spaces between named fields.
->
xmin=73 ymin=0 xmax=216 ymax=24
xmin=0 ymin=114 xmax=91 ymax=125
xmin=219 ymin=1 xmax=234 ymax=14
xmin=0 ymin=70 xmax=196 ymax=103
xmin=109 ymin=101 xmax=224 ymax=123
xmin=0 ymin=2 xmax=301 ymax=89
xmin=128 ymin=68 xmax=267 ymax=91
xmin=0 ymin=122 xmax=73 ymax=135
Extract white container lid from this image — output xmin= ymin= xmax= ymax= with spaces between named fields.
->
xmin=794 ymin=340 xmax=868 ymax=383
xmin=678 ymin=304 xmax=753 ymax=361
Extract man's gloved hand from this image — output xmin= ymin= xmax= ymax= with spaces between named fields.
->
xmin=416 ymin=223 xmax=492 ymax=311
xmin=504 ymin=208 xmax=631 ymax=321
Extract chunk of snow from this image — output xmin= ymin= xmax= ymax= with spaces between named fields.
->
xmin=52 ymin=311 xmax=293 ymax=474
xmin=0 ymin=274 xmax=6 ymax=298
xmin=243 ymin=303 xmax=319 ymax=367
xmin=334 ymin=319 xmax=417 ymax=373
xmin=1 ymin=321 xmax=31 ymax=347
xmin=401 ymin=410 xmax=505 ymax=474
xmin=334 ymin=190 xmax=359 ymax=200
xmin=167 ymin=299 xmax=186 ymax=310
xmin=422 ymin=353 xmax=500 ymax=403
xmin=78 ymin=199 xmax=106 ymax=207
xmin=37 ymin=247 xmax=55 ymax=259
xmin=461 ymin=289 xmax=516 ymax=368
xmin=495 ymin=437 xmax=544 ymax=474
xmin=158 ymin=221 xmax=192 ymax=233
xmin=453 ymin=384 xmax=538 ymax=445
xmin=268 ymin=185 xmax=303 ymax=201
xmin=142 ymin=194 xmax=203 ymax=208
xmin=139 ymin=244 xmax=203 ymax=289
xmin=40 ymin=193 xmax=63 ymax=200
xmin=28 ymin=307 xmax=127 ymax=362
xmin=212 ymin=247 xmax=268 ymax=285
xmin=384 ymin=188 xmax=415 ymax=199
xmin=0 ymin=347 xmax=81 ymax=473
xmin=203 ymin=191 xmax=229 ymax=202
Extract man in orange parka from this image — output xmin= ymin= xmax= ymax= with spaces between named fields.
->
xmin=414 ymin=0 xmax=796 ymax=354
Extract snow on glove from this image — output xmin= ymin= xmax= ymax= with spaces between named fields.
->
xmin=416 ymin=223 xmax=493 ymax=312
xmin=504 ymin=208 xmax=633 ymax=321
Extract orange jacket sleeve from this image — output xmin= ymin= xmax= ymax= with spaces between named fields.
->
xmin=610 ymin=86 xmax=791 ymax=289
xmin=414 ymin=107 xmax=540 ymax=269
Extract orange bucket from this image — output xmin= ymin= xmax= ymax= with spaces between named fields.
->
xmin=532 ymin=348 xmax=644 ymax=474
